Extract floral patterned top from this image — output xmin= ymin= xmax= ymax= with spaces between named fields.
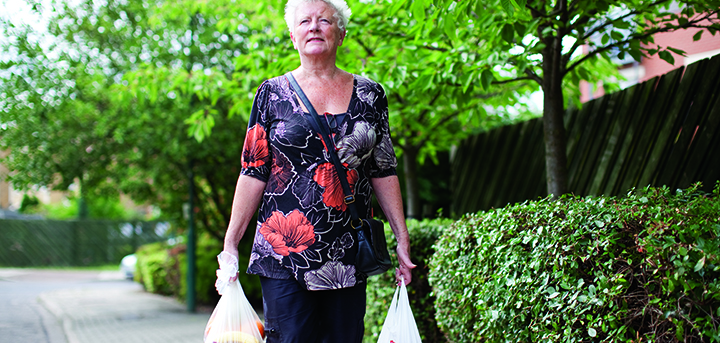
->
xmin=241 ymin=74 xmax=398 ymax=291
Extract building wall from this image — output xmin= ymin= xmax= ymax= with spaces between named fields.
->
xmin=640 ymin=26 xmax=720 ymax=82
xmin=0 ymin=164 xmax=9 ymax=209
xmin=1 ymin=150 xmax=68 ymax=211
xmin=581 ymin=18 xmax=720 ymax=103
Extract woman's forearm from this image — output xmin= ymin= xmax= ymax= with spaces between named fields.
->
xmin=223 ymin=174 xmax=267 ymax=254
xmin=371 ymin=175 xmax=416 ymax=284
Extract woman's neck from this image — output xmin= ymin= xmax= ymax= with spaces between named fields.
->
xmin=295 ymin=55 xmax=342 ymax=81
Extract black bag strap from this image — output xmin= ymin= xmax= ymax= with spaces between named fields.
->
xmin=285 ymin=72 xmax=363 ymax=229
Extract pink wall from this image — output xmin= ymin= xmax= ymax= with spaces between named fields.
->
xmin=640 ymin=26 xmax=720 ymax=82
xmin=579 ymin=14 xmax=720 ymax=103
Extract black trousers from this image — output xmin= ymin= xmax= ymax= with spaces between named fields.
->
xmin=260 ymin=277 xmax=366 ymax=343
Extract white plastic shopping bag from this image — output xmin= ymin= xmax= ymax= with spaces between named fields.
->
xmin=204 ymin=252 xmax=265 ymax=343
xmin=377 ymin=278 xmax=422 ymax=343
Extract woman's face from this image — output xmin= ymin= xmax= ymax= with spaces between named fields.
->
xmin=290 ymin=1 xmax=345 ymax=58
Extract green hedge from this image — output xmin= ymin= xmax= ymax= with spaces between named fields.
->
xmin=364 ymin=218 xmax=454 ymax=343
xmin=135 ymin=232 xmax=262 ymax=307
xmin=135 ymin=241 xmax=173 ymax=295
xmin=135 ymin=219 xmax=451 ymax=335
xmin=430 ymin=183 xmax=720 ymax=342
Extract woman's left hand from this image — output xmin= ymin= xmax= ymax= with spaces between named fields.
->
xmin=395 ymin=245 xmax=416 ymax=286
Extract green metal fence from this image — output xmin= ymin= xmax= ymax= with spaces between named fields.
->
xmin=0 ymin=219 xmax=170 ymax=267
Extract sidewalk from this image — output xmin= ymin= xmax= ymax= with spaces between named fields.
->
xmin=39 ymin=280 xmax=212 ymax=343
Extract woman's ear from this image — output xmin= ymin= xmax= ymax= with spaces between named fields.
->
xmin=338 ymin=30 xmax=346 ymax=46
xmin=290 ymin=31 xmax=297 ymax=50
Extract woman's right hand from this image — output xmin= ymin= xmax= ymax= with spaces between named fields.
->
xmin=216 ymin=250 xmax=240 ymax=293
xmin=220 ymin=247 xmax=240 ymax=282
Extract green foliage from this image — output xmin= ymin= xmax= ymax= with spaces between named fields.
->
xmin=346 ymin=0 xmax=540 ymax=161
xmin=430 ymin=183 xmax=720 ymax=342
xmin=175 ymin=233 xmax=224 ymax=305
xmin=116 ymin=0 xmax=540 ymax=217
xmin=364 ymin=218 xmax=454 ymax=343
xmin=30 ymin=195 xmax=137 ymax=220
xmin=135 ymin=242 xmax=176 ymax=295
xmin=134 ymin=232 xmax=262 ymax=307
xmin=18 ymin=194 xmax=40 ymax=214
xmin=0 ymin=0 xmax=252 ymax=239
xmin=176 ymin=232 xmax=262 ymax=306
xmin=391 ymin=0 xmax=720 ymax=196
xmin=41 ymin=200 xmax=80 ymax=220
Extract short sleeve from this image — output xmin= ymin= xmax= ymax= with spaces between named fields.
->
xmin=241 ymin=81 xmax=272 ymax=182
xmin=369 ymin=84 xmax=398 ymax=178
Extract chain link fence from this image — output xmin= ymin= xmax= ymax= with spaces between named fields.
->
xmin=0 ymin=219 xmax=171 ymax=267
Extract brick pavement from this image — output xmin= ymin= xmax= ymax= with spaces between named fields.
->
xmin=39 ymin=283 xmax=211 ymax=343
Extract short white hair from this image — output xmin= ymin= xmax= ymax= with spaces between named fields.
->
xmin=284 ymin=0 xmax=352 ymax=32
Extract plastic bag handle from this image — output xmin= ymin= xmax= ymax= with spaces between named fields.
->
xmin=216 ymin=252 xmax=239 ymax=295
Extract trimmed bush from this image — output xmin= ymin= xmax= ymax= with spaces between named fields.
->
xmin=173 ymin=232 xmax=224 ymax=306
xmin=429 ymin=183 xmax=720 ymax=342
xmin=365 ymin=218 xmax=454 ymax=343
xmin=135 ymin=232 xmax=262 ymax=307
xmin=135 ymin=241 xmax=176 ymax=295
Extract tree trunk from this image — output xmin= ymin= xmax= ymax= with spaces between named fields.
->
xmin=402 ymin=147 xmax=421 ymax=219
xmin=542 ymin=33 xmax=569 ymax=198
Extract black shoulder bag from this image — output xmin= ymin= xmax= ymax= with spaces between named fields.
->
xmin=286 ymin=72 xmax=392 ymax=277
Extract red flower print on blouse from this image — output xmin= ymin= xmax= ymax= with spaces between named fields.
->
xmin=313 ymin=163 xmax=359 ymax=211
xmin=242 ymin=124 xmax=269 ymax=169
xmin=260 ymin=209 xmax=316 ymax=256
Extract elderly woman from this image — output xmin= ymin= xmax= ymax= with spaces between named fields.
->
xmin=221 ymin=0 xmax=415 ymax=341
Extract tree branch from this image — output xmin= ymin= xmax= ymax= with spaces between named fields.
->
xmin=416 ymin=110 xmax=461 ymax=149
xmin=422 ymin=45 xmax=449 ymax=52
xmin=565 ymin=11 xmax=719 ymax=74
xmin=527 ymin=3 xmax=545 ymax=19
xmin=393 ymin=92 xmax=406 ymax=106
xmin=474 ymin=90 xmax=505 ymax=99
xmin=417 ymin=90 xmax=443 ymax=123
xmin=525 ymin=68 xmax=543 ymax=85
xmin=550 ymin=0 xmax=567 ymax=18
xmin=415 ymin=103 xmax=479 ymax=148
xmin=526 ymin=0 xmax=566 ymax=18
xmin=563 ymin=12 xmax=630 ymax=67
xmin=564 ymin=0 xmax=678 ymax=66
xmin=567 ymin=0 xmax=582 ymax=14
xmin=428 ymin=89 xmax=442 ymax=107
xmin=353 ymin=38 xmax=375 ymax=57
xmin=576 ymin=10 xmax=641 ymax=43
xmin=204 ymin=171 xmax=230 ymax=226
xmin=492 ymin=76 xmax=535 ymax=85
xmin=194 ymin=177 xmax=226 ymax=240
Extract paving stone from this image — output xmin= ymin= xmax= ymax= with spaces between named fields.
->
xmin=39 ymin=285 xmax=211 ymax=343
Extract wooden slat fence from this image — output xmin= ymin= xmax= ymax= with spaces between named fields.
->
xmin=452 ymin=54 xmax=720 ymax=215
xmin=0 ymin=219 xmax=169 ymax=267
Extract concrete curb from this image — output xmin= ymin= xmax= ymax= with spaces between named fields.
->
xmin=38 ymin=292 xmax=78 ymax=343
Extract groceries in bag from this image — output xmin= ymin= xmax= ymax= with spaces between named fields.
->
xmin=204 ymin=252 xmax=265 ymax=343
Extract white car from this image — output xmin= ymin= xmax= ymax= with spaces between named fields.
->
xmin=120 ymin=254 xmax=137 ymax=280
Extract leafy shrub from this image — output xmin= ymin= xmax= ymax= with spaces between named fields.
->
xmin=135 ymin=241 xmax=176 ymax=295
xmin=18 ymin=194 xmax=40 ymax=213
xmin=173 ymin=232 xmax=224 ymax=305
xmin=134 ymin=232 xmax=262 ymax=307
xmin=430 ymin=183 xmax=720 ymax=342
xmin=32 ymin=195 xmax=138 ymax=220
xmin=175 ymin=232 xmax=262 ymax=307
xmin=364 ymin=218 xmax=454 ymax=343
